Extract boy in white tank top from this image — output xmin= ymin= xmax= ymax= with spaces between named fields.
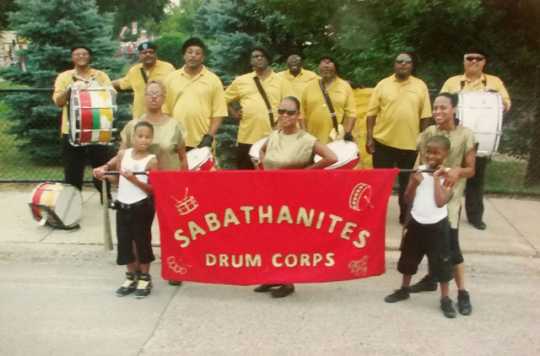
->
xmin=104 ymin=121 xmax=158 ymax=298
xmin=384 ymin=136 xmax=457 ymax=318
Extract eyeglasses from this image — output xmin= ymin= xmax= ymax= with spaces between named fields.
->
xmin=277 ymin=109 xmax=297 ymax=115
xmin=465 ymin=56 xmax=485 ymax=62
xmin=395 ymin=59 xmax=412 ymax=64
xmin=145 ymin=93 xmax=164 ymax=98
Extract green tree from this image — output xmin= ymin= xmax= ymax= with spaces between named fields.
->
xmin=0 ymin=0 xmax=16 ymax=30
xmin=0 ymin=0 xmax=125 ymax=163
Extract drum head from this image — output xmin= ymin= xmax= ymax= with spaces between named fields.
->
xmin=314 ymin=140 xmax=359 ymax=169
xmin=249 ymin=137 xmax=268 ymax=162
xmin=55 ymin=185 xmax=82 ymax=227
xmin=187 ymin=147 xmax=213 ymax=171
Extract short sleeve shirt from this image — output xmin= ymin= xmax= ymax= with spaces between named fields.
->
xmin=301 ymin=77 xmax=357 ymax=144
xmin=367 ymin=74 xmax=432 ymax=150
xmin=263 ymin=130 xmax=317 ymax=170
xmin=116 ymin=60 xmax=175 ymax=120
xmin=441 ymin=73 xmax=511 ymax=110
xmin=225 ymin=71 xmax=294 ymax=144
xmin=277 ymin=69 xmax=319 ymax=101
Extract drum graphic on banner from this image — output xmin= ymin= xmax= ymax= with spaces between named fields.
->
xmin=457 ymin=91 xmax=503 ymax=156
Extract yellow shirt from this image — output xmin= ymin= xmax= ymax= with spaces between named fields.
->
xmin=116 ymin=60 xmax=175 ymax=120
xmin=301 ymin=77 xmax=357 ymax=144
xmin=225 ymin=71 xmax=293 ymax=144
xmin=353 ymin=87 xmax=374 ymax=168
xmin=52 ymin=69 xmax=113 ymax=134
xmin=367 ymin=74 xmax=432 ymax=150
xmin=277 ymin=69 xmax=319 ymax=101
xmin=440 ymin=73 xmax=511 ymax=110
xmin=163 ymin=66 xmax=228 ymax=148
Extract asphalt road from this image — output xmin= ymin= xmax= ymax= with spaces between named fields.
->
xmin=1 ymin=243 xmax=539 ymax=356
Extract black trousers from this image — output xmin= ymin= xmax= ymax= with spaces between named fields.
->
xmin=62 ymin=135 xmax=114 ymax=192
xmin=465 ymin=156 xmax=489 ymax=224
xmin=372 ymin=139 xmax=418 ymax=221
xmin=237 ymin=143 xmax=255 ymax=170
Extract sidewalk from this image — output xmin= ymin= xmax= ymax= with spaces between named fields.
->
xmin=3 ymin=186 xmax=539 ymax=258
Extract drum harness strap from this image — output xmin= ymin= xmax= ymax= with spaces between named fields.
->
xmin=253 ymin=76 xmax=275 ymax=128
xmin=460 ymin=77 xmax=487 ymax=91
xmin=140 ymin=67 xmax=149 ymax=84
xmin=319 ymin=79 xmax=340 ymax=133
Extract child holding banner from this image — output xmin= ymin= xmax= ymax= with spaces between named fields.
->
xmin=384 ymin=135 xmax=457 ymax=318
xmin=103 ymin=121 xmax=158 ymax=298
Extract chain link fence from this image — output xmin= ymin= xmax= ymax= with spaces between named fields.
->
xmin=0 ymin=87 xmax=533 ymax=182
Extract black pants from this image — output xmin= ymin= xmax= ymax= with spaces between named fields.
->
xmin=237 ymin=143 xmax=255 ymax=170
xmin=372 ymin=140 xmax=417 ymax=221
xmin=465 ymin=156 xmax=488 ymax=224
xmin=116 ymin=199 xmax=155 ymax=265
xmin=63 ymin=135 xmax=114 ymax=192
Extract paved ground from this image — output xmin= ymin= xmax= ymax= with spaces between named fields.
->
xmin=1 ymin=186 xmax=539 ymax=356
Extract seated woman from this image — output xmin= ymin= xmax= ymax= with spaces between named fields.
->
xmin=255 ymin=96 xmax=338 ymax=298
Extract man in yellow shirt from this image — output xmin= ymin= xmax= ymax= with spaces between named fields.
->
xmin=52 ymin=46 xmax=114 ymax=193
xmin=366 ymin=52 xmax=432 ymax=224
xmin=225 ymin=47 xmax=293 ymax=169
xmin=277 ymin=54 xmax=319 ymax=101
xmin=301 ymin=56 xmax=356 ymax=144
xmin=440 ymin=49 xmax=511 ymax=230
xmin=163 ymin=37 xmax=227 ymax=150
xmin=113 ymin=41 xmax=174 ymax=120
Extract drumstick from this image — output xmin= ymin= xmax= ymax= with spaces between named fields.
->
xmin=102 ymin=179 xmax=113 ymax=251
xmin=104 ymin=171 xmax=147 ymax=176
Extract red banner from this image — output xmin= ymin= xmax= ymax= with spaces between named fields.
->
xmin=150 ymin=169 xmax=398 ymax=285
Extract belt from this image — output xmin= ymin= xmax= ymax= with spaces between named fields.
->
xmin=114 ymin=198 xmax=152 ymax=210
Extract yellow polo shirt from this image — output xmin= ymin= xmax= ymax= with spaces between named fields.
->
xmin=301 ymin=77 xmax=357 ymax=144
xmin=225 ymin=71 xmax=293 ymax=144
xmin=163 ymin=66 xmax=227 ymax=148
xmin=116 ymin=60 xmax=175 ymax=119
xmin=440 ymin=73 xmax=511 ymax=110
xmin=52 ymin=69 xmax=112 ymax=134
xmin=277 ymin=68 xmax=319 ymax=101
xmin=353 ymin=87 xmax=374 ymax=168
xmin=366 ymin=74 xmax=432 ymax=150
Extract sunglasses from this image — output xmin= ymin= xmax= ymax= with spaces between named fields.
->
xmin=277 ymin=109 xmax=297 ymax=115
xmin=395 ymin=59 xmax=412 ymax=64
xmin=465 ymin=56 xmax=485 ymax=62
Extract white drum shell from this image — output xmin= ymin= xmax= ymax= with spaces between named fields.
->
xmin=314 ymin=140 xmax=359 ymax=169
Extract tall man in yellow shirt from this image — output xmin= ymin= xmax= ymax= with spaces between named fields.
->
xmin=163 ymin=37 xmax=228 ymax=150
xmin=301 ymin=56 xmax=357 ymax=144
xmin=441 ymin=49 xmax=511 ymax=230
xmin=52 ymin=46 xmax=114 ymax=193
xmin=278 ymin=54 xmax=319 ymax=101
xmin=366 ymin=52 xmax=432 ymax=224
xmin=225 ymin=47 xmax=293 ymax=169
xmin=113 ymin=41 xmax=174 ymax=120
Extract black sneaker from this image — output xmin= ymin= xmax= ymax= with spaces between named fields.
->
xmin=410 ymin=275 xmax=437 ymax=293
xmin=270 ymin=284 xmax=295 ymax=298
xmin=134 ymin=273 xmax=152 ymax=299
xmin=384 ymin=287 xmax=410 ymax=303
xmin=116 ymin=272 xmax=137 ymax=297
xmin=440 ymin=297 xmax=457 ymax=318
xmin=253 ymin=284 xmax=281 ymax=293
xmin=458 ymin=290 xmax=472 ymax=315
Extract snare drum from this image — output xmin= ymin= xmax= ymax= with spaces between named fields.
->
xmin=314 ymin=140 xmax=359 ymax=169
xmin=187 ymin=147 xmax=215 ymax=171
xmin=249 ymin=137 xmax=268 ymax=169
xmin=29 ymin=183 xmax=82 ymax=229
xmin=457 ymin=91 xmax=504 ymax=156
xmin=69 ymin=87 xmax=117 ymax=146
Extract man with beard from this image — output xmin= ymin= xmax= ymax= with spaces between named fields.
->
xmin=113 ymin=41 xmax=174 ymax=120
xmin=366 ymin=52 xmax=432 ymax=224
xmin=225 ymin=47 xmax=293 ymax=169
xmin=163 ymin=37 xmax=227 ymax=150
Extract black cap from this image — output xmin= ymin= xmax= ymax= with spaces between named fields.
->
xmin=464 ymin=48 xmax=488 ymax=59
xmin=182 ymin=37 xmax=206 ymax=54
xmin=137 ymin=41 xmax=157 ymax=52
xmin=71 ymin=46 xmax=92 ymax=56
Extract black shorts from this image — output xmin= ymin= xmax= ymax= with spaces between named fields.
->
xmin=116 ymin=198 xmax=155 ymax=265
xmin=398 ymin=217 xmax=453 ymax=283
xmin=449 ymin=228 xmax=464 ymax=265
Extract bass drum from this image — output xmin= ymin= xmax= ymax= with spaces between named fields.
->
xmin=187 ymin=147 xmax=215 ymax=171
xmin=248 ymin=137 xmax=269 ymax=169
xmin=29 ymin=183 xmax=82 ymax=229
xmin=314 ymin=140 xmax=359 ymax=169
